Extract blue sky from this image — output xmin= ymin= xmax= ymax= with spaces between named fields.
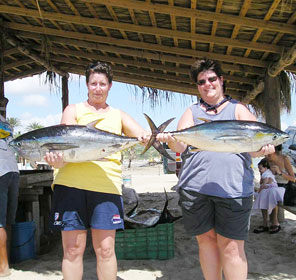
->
xmin=4 ymin=73 xmax=296 ymax=134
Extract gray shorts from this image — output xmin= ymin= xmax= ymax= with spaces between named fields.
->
xmin=0 ymin=172 xmax=20 ymax=227
xmin=178 ymin=189 xmax=253 ymax=240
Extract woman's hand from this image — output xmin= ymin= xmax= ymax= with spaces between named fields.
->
xmin=44 ymin=152 xmax=67 ymax=169
xmin=250 ymin=144 xmax=275 ymax=158
xmin=137 ymin=131 xmax=151 ymax=146
xmin=156 ymin=132 xmax=175 ymax=144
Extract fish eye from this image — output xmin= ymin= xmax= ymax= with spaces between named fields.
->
xmin=16 ymin=142 xmax=21 ymax=147
xmin=272 ymin=135 xmax=277 ymax=140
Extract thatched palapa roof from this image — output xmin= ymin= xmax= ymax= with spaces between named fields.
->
xmin=1 ymin=0 xmax=296 ymax=103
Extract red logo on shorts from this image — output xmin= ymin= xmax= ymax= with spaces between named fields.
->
xmin=112 ymin=215 xmax=121 ymax=224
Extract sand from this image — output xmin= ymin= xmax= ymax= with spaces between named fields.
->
xmin=4 ymin=162 xmax=296 ymax=280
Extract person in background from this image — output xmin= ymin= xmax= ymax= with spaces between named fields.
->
xmin=252 ymin=158 xmax=284 ymax=233
xmin=44 ymin=61 xmax=149 ymax=280
xmin=257 ymin=158 xmax=278 ymax=192
xmin=0 ymin=115 xmax=19 ymax=277
xmin=266 ymin=145 xmax=295 ymax=233
xmin=157 ymin=58 xmax=275 ymax=280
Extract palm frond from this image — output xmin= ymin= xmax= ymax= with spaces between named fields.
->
xmin=130 ymin=85 xmax=196 ymax=109
xmin=250 ymin=70 xmax=295 ymax=117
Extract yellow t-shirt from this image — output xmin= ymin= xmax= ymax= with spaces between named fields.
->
xmin=53 ymin=103 xmax=123 ymax=195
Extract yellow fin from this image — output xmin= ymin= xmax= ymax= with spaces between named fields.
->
xmin=197 ymin=117 xmax=211 ymax=123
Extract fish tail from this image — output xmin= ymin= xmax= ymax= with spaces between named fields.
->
xmin=141 ymin=113 xmax=175 ymax=160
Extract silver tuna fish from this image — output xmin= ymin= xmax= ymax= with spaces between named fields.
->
xmin=9 ymin=117 xmax=175 ymax=162
xmin=145 ymin=114 xmax=289 ymax=153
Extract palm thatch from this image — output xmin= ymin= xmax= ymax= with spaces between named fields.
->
xmin=251 ymin=71 xmax=295 ymax=117
xmin=1 ymin=0 xmax=295 ymax=111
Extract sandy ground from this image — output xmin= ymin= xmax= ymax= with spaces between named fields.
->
xmin=5 ymin=162 xmax=296 ymax=280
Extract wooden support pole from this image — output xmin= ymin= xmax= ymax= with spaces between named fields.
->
xmin=0 ymin=27 xmax=8 ymax=118
xmin=62 ymin=75 xmax=69 ymax=111
xmin=263 ymin=75 xmax=281 ymax=129
xmin=263 ymin=75 xmax=285 ymax=222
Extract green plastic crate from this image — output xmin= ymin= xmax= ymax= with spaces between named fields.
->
xmin=115 ymin=223 xmax=174 ymax=260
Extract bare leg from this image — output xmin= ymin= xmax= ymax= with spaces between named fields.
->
xmin=0 ymin=227 xmax=10 ymax=277
xmin=270 ymin=207 xmax=279 ymax=226
xmin=196 ymin=229 xmax=222 ymax=280
xmin=61 ymin=230 xmax=87 ymax=280
xmin=217 ymin=235 xmax=247 ymax=280
xmin=91 ymin=229 xmax=117 ymax=280
xmin=261 ymin=209 xmax=269 ymax=227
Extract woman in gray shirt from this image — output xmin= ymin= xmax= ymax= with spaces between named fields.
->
xmin=157 ymin=58 xmax=275 ymax=280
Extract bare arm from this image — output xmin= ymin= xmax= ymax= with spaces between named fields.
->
xmin=44 ymin=104 xmax=77 ymax=168
xmin=120 ymin=110 xmax=150 ymax=143
xmin=157 ymin=107 xmax=194 ymax=153
xmin=60 ymin=104 xmax=77 ymax=125
xmin=235 ymin=103 xmax=275 ymax=158
xmin=272 ymin=156 xmax=296 ymax=182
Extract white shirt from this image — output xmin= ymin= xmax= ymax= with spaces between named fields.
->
xmin=0 ymin=116 xmax=19 ymax=176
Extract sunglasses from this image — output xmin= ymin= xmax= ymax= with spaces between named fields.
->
xmin=197 ymin=76 xmax=219 ymax=86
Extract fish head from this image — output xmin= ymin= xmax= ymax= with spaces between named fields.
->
xmin=9 ymin=137 xmax=41 ymax=161
xmin=271 ymin=130 xmax=290 ymax=146
xmin=254 ymin=128 xmax=290 ymax=148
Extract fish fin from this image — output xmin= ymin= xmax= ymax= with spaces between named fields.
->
xmin=125 ymin=199 xmax=139 ymax=217
xmin=190 ymin=148 xmax=201 ymax=152
xmin=157 ymin=117 xmax=176 ymax=133
xmin=86 ymin=119 xmax=104 ymax=129
xmin=214 ymin=135 xmax=250 ymax=141
xmin=152 ymin=141 xmax=175 ymax=160
xmin=41 ymin=143 xmax=80 ymax=151
xmin=142 ymin=114 xmax=175 ymax=159
xmin=198 ymin=117 xmax=211 ymax=123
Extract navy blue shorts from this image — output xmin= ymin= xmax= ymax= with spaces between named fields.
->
xmin=50 ymin=185 xmax=124 ymax=231
xmin=0 ymin=172 xmax=19 ymax=227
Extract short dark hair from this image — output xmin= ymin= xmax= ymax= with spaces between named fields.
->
xmin=85 ymin=61 xmax=113 ymax=84
xmin=258 ymin=158 xmax=270 ymax=169
xmin=190 ymin=58 xmax=226 ymax=92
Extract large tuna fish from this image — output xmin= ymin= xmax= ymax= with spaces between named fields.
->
xmin=145 ymin=114 xmax=289 ymax=154
xmin=9 ymin=116 xmax=175 ymax=162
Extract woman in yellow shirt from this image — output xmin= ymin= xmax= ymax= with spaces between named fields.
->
xmin=45 ymin=61 xmax=149 ymax=280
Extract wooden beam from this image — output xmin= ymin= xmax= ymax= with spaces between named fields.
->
xmin=50 ymin=54 xmax=250 ymax=92
xmin=4 ymin=67 xmax=46 ymax=82
xmin=58 ymin=62 xmax=239 ymax=98
xmin=39 ymin=46 xmax=253 ymax=89
xmin=1 ymin=30 xmax=69 ymax=77
xmin=3 ymin=47 xmax=19 ymax=56
xmin=268 ymin=43 xmax=296 ymax=77
xmin=7 ymin=25 xmax=270 ymax=75
xmin=4 ymin=58 xmax=33 ymax=71
xmin=80 ymin=0 xmax=296 ymax=35
xmin=0 ymin=5 xmax=285 ymax=54
xmin=241 ymin=80 xmax=264 ymax=104
xmin=0 ymin=30 xmax=6 ymax=118
xmin=15 ymin=29 xmax=269 ymax=69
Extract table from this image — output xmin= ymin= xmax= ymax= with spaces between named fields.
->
xmin=18 ymin=170 xmax=53 ymax=253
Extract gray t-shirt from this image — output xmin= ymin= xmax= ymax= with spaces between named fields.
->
xmin=178 ymin=100 xmax=254 ymax=198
